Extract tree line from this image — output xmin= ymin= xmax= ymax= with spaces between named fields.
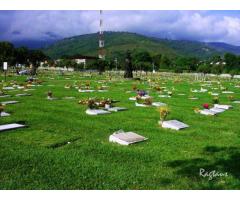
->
xmin=0 ymin=42 xmax=48 ymax=70
xmin=1 ymin=41 xmax=240 ymax=75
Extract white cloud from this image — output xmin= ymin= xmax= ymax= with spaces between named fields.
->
xmin=0 ymin=10 xmax=240 ymax=45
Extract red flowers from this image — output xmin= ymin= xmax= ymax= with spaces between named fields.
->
xmin=203 ymin=103 xmax=209 ymax=109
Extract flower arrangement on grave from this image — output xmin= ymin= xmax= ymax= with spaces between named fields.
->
xmin=88 ymin=99 xmax=98 ymax=109
xmin=168 ymin=91 xmax=173 ymax=96
xmin=193 ymin=107 xmax=200 ymax=113
xmin=212 ymin=96 xmax=219 ymax=104
xmin=97 ymin=85 xmax=104 ymax=90
xmin=158 ymin=106 xmax=170 ymax=124
xmin=24 ymin=83 xmax=29 ymax=89
xmin=0 ymin=103 xmax=4 ymax=115
xmin=64 ymin=84 xmax=72 ymax=89
xmin=154 ymin=86 xmax=162 ymax=92
xmin=47 ymin=91 xmax=53 ymax=99
xmin=0 ymin=89 xmax=4 ymax=95
xmin=136 ymin=95 xmax=142 ymax=102
xmin=144 ymin=98 xmax=153 ymax=106
xmin=174 ymin=79 xmax=181 ymax=83
xmin=36 ymin=80 xmax=43 ymax=85
xmin=98 ymin=98 xmax=113 ymax=108
xmin=220 ymin=86 xmax=227 ymax=91
xmin=203 ymin=103 xmax=210 ymax=109
xmin=228 ymin=95 xmax=235 ymax=102
xmin=79 ymin=98 xmax=114 ymax=109
xmin=85 ymin=81 xmax=91 ymax=89
xmin=132 ymin=84 xmax=137 ymax=91
xmin=137 ymin=90 xmax=147 ymax=97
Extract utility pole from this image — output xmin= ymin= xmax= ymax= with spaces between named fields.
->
xmin=98 ymin=10 xmax=105 ymax=60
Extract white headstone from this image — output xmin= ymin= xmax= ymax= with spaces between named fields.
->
xmin=199 ymin=109 xmax=217 ymax=116
xmin=161 ymin=120 xmax=189 ymax=130
xmin=3 ymin=87 xmax=14 ymax=90
xmin=0 ymin=112 xmax=10 ymax=117
xmin=159 ymin=95 xmax=171 ymax=98
xmin=233 ymin=101 xmax=240 ymax=104
xmin=214 ymin=104 xmax=232 ymax=110
xmin=79 ymin=89 xmax=95 ymax=93
xmin=152 ymin=102 xmax=167 ymax=107
xmin=222 ymin=91 xmax=234 ymax=94
xmin=129 ymin=97 xmax=136 ymax=101
xmin=109 ymin=130 xmax=148 ymax=145
xmin=135 ymin=102 xmax=149 ymax=107
xmin=0 ymin=123 xmax=25 ymax=132
xmin=209 ymin=107 xmax=225 ymax=114
xmin=1 ymin=101 xmax=19 ymax=105
xmin=86 ymin=109 xmax=111 ymax=115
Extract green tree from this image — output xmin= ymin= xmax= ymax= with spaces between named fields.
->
xmin=224 ymin=53 xmax=239 ymax=71
xmin=124 ymin=50 xmax=133 ymax=78
xmin=160 ymin=55 xmax=171 ymax=69
xmin=0 ymin=42 xmax=15 ymax=67
xmin=15 ymin=47 xmax=29 ymax=65
xmin=197 ymin=63 xmax=211 ymax=74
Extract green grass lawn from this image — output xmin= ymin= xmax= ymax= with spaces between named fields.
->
xmin=0 ymin=71 xmax=240 ymax=189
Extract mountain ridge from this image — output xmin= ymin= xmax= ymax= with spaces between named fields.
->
xmin=27 ymin=31 xmax=240 ymax=59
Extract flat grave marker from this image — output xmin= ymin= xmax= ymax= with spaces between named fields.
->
xmin=152 ymin=102 xmax=167 ymax=107
xmin=0 ymin=112 xmax=10 ymax=117
xmin=15 ymin=93 xmax=31 ymax=97
xmin=222 ymin=91 xmax=234 ymax=94
xmin=161 ymin=120 xmax=189 ymax=130
xmin=0 ymin=123 xmax=26 ymax=132
xmin=107 ymin=107 xmax=127 ymax=112
xmin=199 ymin=109 xmax=217 ymax=116
xmin=1 ymin=101 xmax=19 ymax=105
xmin=210 ymin=107 xmax=225 ymax=114
xmin=3 ymin=87 xmax=14 ymax=90
xmin=86 ymin=109 xmax=111 ymax=115
xmin=214 ymin=104 xmax=232 ymax=110
xmin=109 ymin=130 xmax=148 ymax=145
xmin=0 ymin=95 xmax=11 ymax=98
xmin=79 ymin=89 xmax=95 ymax=93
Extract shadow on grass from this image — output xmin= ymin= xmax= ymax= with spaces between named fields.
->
xmin=166 ymin=146 xmax=240 ymax=189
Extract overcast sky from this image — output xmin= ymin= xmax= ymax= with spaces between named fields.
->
xmin=1 ymin=10 xmax=240 ymax=45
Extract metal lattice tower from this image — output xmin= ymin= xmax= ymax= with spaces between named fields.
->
xmin=99 ymin=10 xmax=105 ymax=59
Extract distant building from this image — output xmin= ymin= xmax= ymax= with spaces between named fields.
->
xmin=65 ymin=55 xmax=98 ymax=68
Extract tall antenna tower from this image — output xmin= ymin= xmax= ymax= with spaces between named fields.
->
xmin=99 ymin=10 xmax=105 ymax=59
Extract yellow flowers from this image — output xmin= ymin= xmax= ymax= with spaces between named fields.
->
xmin=193 ymin=107 xmax=200 ymax=113
xmin=144 ymin=98 xmax=153 ymax=105
xmin=0 ymin=103 xmax=4 ymax=114
xmin=212 ymin=96 xmax=219 ymax=104
xmin=158 ymin=106 xmax=169 ymax=122
xmin=228 ymin=95 xmax=235 ymax=101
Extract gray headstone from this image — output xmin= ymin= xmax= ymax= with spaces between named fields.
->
xmin=107 ymin=107 xmax=127 ymax=112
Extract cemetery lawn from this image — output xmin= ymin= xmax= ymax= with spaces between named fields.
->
xmin=0 ymin=72 xmax=240 ymax=189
